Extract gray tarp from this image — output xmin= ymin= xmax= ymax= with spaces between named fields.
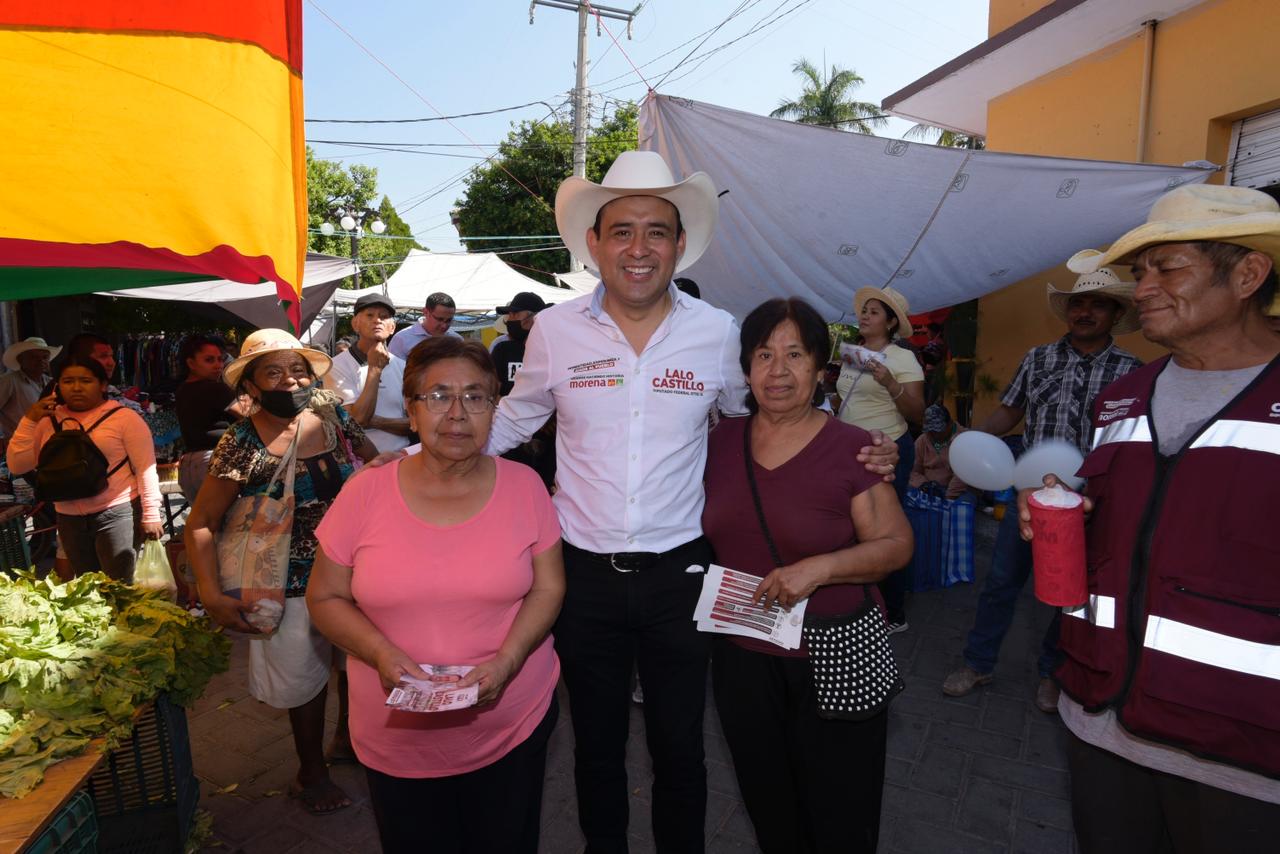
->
xmin=638 ymin=94 xmax=1216 ymax=320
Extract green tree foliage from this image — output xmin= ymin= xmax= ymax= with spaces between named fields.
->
xmin=770 ymin=59 xmax=886 ymax=134
xmin=452 ymin=104 xmax=639 ymax=283
xmin=904 ymin=124 xmax=986 ymax=149
xmin=305 ymin=147 xmax=420 ymax=288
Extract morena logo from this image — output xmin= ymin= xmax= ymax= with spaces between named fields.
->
xmin=1270 ymin=402 xmax=1280 ymax=417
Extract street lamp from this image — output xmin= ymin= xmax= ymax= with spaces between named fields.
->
xmin=321 ymin=206 xmax=385 ymax=288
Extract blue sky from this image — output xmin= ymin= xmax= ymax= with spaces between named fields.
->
xmin=302 ymin=0 xmax=989 ymax=254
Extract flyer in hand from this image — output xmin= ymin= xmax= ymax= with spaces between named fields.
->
xmin=693 ymin=565 xmax=807 ymax=649
xmin=839 ymin=343 xmax=888 ymax=372
xmin=385 ymin=664 xmax=479 ymax=713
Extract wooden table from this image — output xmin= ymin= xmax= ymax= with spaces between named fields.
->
xmin=0 ymin=743 xmax=103 ymax=854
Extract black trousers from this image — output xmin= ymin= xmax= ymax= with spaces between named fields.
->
xmin=711 ymin=639 xmax=887 ymax=854
xmin=1068 ymin=733 xmax=1280 ymax=854
xmin=556 ymin=538 xmax=713 ymax=854
xmin=364 ymin=696 xmax=558 ymax=854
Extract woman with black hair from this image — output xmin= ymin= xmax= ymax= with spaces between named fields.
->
xmin=174 ymin=334 xmax=245 ymax=503
xmin=7 ymin=355 xmax=162 ymax=579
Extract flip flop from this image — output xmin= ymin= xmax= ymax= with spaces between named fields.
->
xmin=288 ymin=778 xmax=351 ymax=815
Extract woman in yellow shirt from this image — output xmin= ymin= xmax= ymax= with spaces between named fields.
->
xmin=834 ymin=286 xmax=924 ymax=631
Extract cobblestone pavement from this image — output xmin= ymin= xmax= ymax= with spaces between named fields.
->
xmin=192 ymin=513 xmax=1077 ymax=853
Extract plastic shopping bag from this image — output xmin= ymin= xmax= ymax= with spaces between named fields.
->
xmin=136 ymin=539 xmax=178 ymax=602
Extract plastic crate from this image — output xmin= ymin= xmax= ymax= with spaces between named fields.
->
xmin=26 ymin=789 xmax=98 ymax=854
xmin=0 ymin=504 xmax=31 ymax=573
xmin=86 ymin=695 xmax=199 ymax=854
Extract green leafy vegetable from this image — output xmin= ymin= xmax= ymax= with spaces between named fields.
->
xmin=0 ymin=571 xmax=230 ymax=798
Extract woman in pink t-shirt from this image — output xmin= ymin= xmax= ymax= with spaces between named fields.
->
xmin=309 ymin=337 xmax=564 ymax=854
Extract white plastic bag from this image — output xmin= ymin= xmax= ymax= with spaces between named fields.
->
xmin=136 ymin=539 xmax=178 ymax=602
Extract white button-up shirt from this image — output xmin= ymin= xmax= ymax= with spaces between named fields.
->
xmin=387 ymin=322 xmax=461 ymax=360
xmin=487 ymin=283 xmax=748 ymax=554
xmin=326 ymin=348 xmax=411 ymax=453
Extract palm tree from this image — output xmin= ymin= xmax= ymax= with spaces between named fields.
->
xmin=770 ymin=58 xmax=887 ymax=135
xmin=904 ymin=124 xmax=986 ymax=149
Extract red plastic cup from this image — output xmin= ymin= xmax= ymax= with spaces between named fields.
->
xmin=1028 ymin=491 xmax=1087 ymax=607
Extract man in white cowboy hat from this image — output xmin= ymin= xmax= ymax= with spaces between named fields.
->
xmin=483 ymin=150 xmax=897 ymax=852
xmin=1032 ymin=183 xmax=1280 ymax=851
xmin=942 ymin=267 xmax=1142 ymax=713
xmin=0 ymin=337 xmax=61 ymax=438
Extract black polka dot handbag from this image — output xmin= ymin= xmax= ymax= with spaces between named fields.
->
xmin=743 ymin=419 xmax=905 ymax=720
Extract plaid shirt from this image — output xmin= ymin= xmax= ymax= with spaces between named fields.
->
xmin=1002 ymin=336 xmax=1142 ymax=454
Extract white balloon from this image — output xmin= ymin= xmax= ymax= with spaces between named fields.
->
xmin=1013 ymin=440 xmax=1085 ymax=491
xmin=949 ymin=431 xmax=1016 ymax=491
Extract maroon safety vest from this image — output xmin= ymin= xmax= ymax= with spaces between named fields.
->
xmin=1056 ymin=354 xmax=1280 ymax=778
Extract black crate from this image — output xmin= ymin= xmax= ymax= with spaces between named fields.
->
xmin=86 ymin=695 xmax=199 ymax=854
xmin=0 ymin=504 xmax=31 ymax=573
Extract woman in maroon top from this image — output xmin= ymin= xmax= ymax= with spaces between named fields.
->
xmin=702 ymin=297 xmax=913 ymax=854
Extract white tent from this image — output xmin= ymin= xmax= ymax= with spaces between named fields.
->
xmin=638 ymin=95 xmax=1216 ymax=320
xmin=342 ymin=250 xmax=588 ymax=312
xmin=554 ymin=270 xmax=599 ymax=293
xmin=99 ymin=253 xmax=356 ymax=330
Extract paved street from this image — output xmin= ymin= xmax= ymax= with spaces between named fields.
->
xmin=192 ymin=512 xmax=1077 ymax=853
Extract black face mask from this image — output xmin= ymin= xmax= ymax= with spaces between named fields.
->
xmin=258 ymin=386 xmax=313 ymax=418
xmin=506 ymin=322 xmax=530 ymax=342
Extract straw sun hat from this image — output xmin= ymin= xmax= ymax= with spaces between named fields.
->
xmin=2 ymin=337 xmax=61 ymax=372
xmin=1047 ymin=268 xmax=1140 ymax=335
xmin=853 ymin=285 xmax=913 ymax=338
xmin=222 ymin=329 xmax=332 ymax=389
xmin=555 ymin=151 xmax=719 ymax=275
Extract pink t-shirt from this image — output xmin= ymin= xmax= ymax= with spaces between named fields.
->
xmin=315 ymin=456 xmax=561 ymax=778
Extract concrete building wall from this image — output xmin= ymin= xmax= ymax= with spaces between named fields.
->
xmin=972 ymin=0 xmax=1280 ymax=422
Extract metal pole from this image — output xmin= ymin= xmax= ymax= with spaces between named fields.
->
xmin=1136 ymin=20 xmax=1157 ymax=162
xmin=570 ymin=3 xmax=590 ymax=272
xmin=350 ymin=231 xmax=361 ymax=289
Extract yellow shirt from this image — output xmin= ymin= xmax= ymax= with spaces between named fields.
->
xmin=835 ymin=344 xmax=923 ymax=440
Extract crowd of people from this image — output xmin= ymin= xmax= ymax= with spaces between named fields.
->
xmin=2 ymin=151 xmax=1278 ymax=853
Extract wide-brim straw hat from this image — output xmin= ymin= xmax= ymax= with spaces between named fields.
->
xmin=555 ymin=150 xmax=719 ymax=275
xmin=1068 ymin=185 xmax=1280 ymax=317
xmin=1047 ymin=268 xmax=1140 ymax=335
xmin=854 ymin=286 xmax=913 ymax=339
xmin=223 ymin=328 xmax=332 ymax=389
xmin=3 ymin=337 xmax=61 ymax=372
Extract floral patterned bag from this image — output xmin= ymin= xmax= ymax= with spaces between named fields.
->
xmin=215 ymin=431 xmax=298 ymax=635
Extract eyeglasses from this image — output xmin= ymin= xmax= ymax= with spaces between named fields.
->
xmin=412 ymin=391 xmax=493 ymax=414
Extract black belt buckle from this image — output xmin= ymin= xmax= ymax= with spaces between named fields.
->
xmin=609 ymin=552 xmax=657 ymax=573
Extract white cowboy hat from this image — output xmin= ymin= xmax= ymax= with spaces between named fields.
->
xmin=1068 ymin=184 xmax=1280 ymax=273
xmin=1047 ymin=268 xmax=1139 ymax=335
xmin=223 ymin=328 xmax=332 ymax=389
xmin=3 ymin=337 xmax=61 ymax=372
xmin=555 ymin=150 xmax=719 ymax=275
xmin=853 ymin=286 xmax=913 ymax=339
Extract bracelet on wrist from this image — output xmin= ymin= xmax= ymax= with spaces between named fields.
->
xmin=890 ymin=385 xmax=905 ymax=400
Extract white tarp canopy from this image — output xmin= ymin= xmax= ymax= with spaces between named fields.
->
xmin=99 ymin=253 xmax=356 ymax=330
xmin=337 ymin=250 xmax=589 ymax=312
xmin=638 ymin=95 xmax=1216 ymax=321
xmin=554 ymin=270 xmax=600 ymax=293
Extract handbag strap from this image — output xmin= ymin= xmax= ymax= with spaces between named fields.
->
xmin=742 ymin=417 xmax=785 ymax=569
xmin=265 ymin=425 xmax=300 ymax=497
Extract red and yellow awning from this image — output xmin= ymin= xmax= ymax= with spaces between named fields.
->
xmin=0 ymin=1 xmax=307 ymax=330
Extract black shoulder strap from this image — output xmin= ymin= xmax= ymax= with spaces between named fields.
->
xmin=742 ymin=418 xmax=784 ymax=568
xmin=87 ymin=405 xmax=133 ymax=477
xmin=84 ymin=405 xmax=126 ymax=434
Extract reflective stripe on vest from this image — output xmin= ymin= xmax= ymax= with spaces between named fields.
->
xmin=1063 ymin=594 xmax=1117 ymax=629
xmin=1144 ymin=616 xmax=1280 ymax=680
xmin=1188 ymin=419 xmax=1280 ymax=456
xmin=1092 ymin=416 xmax=1152 ymax=450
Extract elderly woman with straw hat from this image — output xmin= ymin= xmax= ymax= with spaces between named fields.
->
xmin=834 ymin=285 xmax=925 ymax=633
xmin=185 ymin=328 xmax=377 ymax=816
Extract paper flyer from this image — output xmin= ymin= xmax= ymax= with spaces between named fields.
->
xmin=385 ymin=664 xmax=479 ymax=713
xmin=694 ymin=564 xmax=806 ymax=649
xmin=839 ymin=343 xmax=888 ymax=371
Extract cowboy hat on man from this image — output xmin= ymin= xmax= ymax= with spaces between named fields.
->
xmin=1047 ymin=268 xmax=1140 ymax=335
xmin=3 ymin=337 xmax=60 ymax=373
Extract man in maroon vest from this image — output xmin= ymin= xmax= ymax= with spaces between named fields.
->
xmin=1026 ymin=184 xmax=1280 ymax=852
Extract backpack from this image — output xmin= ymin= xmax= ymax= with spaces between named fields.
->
xmin=35 ymin=406 xmax=130 ymax=502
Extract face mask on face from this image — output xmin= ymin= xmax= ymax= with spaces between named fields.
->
xmin=506 ymin=321 xmax=530 ymax=342
xmin=258 ymin=386 xmax=313 ymax=418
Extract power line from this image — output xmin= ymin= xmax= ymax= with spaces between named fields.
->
xmin=304 ymin=98 xmax=563 ymax=124
xmin=650 ymin=0 xmax=755 ymax=90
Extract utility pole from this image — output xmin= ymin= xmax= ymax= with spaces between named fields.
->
xmin=530 ymin=1 xmax=637 ymax=271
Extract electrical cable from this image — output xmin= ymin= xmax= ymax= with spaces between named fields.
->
xmin=304 ymin=98 xmax=563 ymax=124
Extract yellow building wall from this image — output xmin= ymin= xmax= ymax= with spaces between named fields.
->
xmin=988 ymin=0 xmax=1054 ymax=38
xmin=971 ymin=0 xmax=1280 ymax=423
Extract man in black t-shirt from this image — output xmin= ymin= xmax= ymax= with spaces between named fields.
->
xmin=491 ymin=292 xmax=547 ymax=396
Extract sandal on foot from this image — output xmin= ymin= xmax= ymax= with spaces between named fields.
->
xmin=288 ymin=779 xmax=351 ymax=815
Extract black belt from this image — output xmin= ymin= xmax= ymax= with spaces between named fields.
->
xmin=564 ymin=537 xmax=708 ymax=573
